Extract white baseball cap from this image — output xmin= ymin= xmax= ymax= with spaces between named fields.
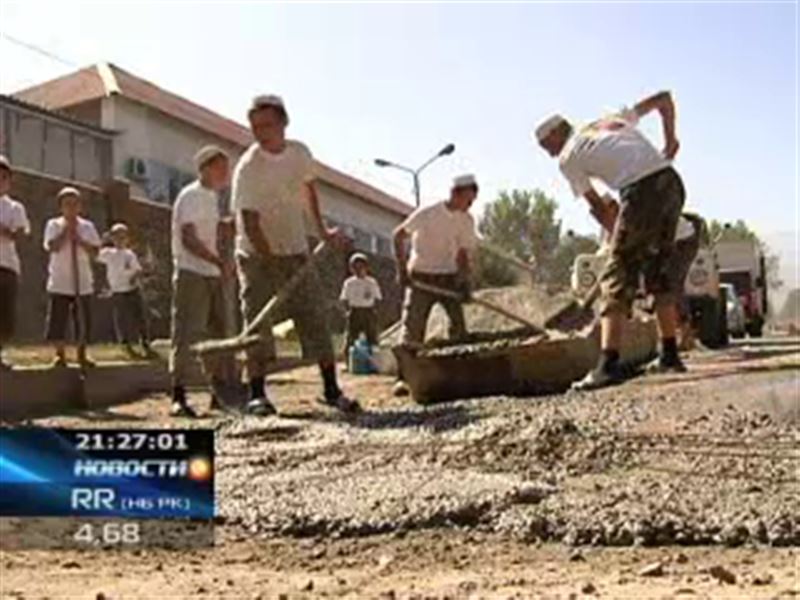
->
xmin=535 ymin=114 xmax=568 ymax=143
xmin=57 ymin=186 xmax=81 ymax=200
xmin=452 ymin=174 xmax=478 ymax=190
xmin=110 ymin=222 xmax=129 ymax=234
xmin=250 ymin=94 xmax=285 ymax=112
xmin=193 ymin=145 xmax=228 ymax=171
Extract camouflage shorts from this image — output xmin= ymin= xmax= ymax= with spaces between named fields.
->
xmin=600 ymin=167 xmax=686 ymax=316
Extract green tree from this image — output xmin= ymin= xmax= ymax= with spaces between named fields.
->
xmin=475 ymin=188 xmax=598 ymax=288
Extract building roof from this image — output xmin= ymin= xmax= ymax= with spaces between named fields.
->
xmin=13 ymin=63 xmax=413 ymax=217
xmin=0 ymin=93 xmax=115 ymax=137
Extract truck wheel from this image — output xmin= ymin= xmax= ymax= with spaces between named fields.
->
xmin=695 ymin=297 xmax=723 ymax=349
xmin=716 ymin=287 xmax=729 ymax=347
xmin=747 ymin=319 xmax=764 ymax=338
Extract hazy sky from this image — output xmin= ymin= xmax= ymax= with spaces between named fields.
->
xmin=0 ymin=1 xmax=797 ymax=248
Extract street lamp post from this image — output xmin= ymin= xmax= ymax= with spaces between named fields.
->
xmin=374 ymin=143 xmax=455 ymax=207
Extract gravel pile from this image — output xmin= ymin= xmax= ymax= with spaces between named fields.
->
xmin=213 ymin=364 xmax=799 ymax=547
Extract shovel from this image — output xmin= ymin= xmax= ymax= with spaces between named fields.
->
xmin=543 ymin=281 xmax=602 ymax=331
xmin=412 ymin=280 xmax=545 ymax=334
xmin=192 ymin=241 xmax=329 ymax=358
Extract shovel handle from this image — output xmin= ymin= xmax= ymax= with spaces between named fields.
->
xmin=411 ymin=280 xmax=544 ymax=334
xmin=241 ymin=241 xmax=329 ymax=339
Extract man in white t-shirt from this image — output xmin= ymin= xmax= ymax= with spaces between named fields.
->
xmin=98 ymin=222 xmax=151 ymax=356
xmin=340 ymin=252 xmax=383 ymax=359
xmin=0 ymin=155 xmax=31 ymax=370
xmin=535 ymin=90 xmax=686 ymax=390
xmin=232 ymin=94 xmax=358 ymax=415
xmin=43 ymin=187 xmax=102 ymax=368
xmin=169 ymin=145 xmax=240 ymax=418
xmin=393 ymin=174 xmax=480 ymax=347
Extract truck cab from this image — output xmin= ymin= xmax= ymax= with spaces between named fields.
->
xmin=714 ymin=236 xmax=768 ymax=337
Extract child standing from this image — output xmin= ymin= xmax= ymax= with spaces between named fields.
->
xmin=43 ymin=187 xmax=101 ymax=368
xmin=0 ymin=156 xmax=31 ymax=370
xmin=339 ymin=253 xmax=382 ymax=360
xmin=98 ymin=222 xmax=151 ymax=356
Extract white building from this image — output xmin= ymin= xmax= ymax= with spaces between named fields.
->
xmin=13 ymin=62 xmax=411 ymax=255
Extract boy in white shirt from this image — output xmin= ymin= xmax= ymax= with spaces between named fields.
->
xmin=98 ymin=222 xmax=151 ymax=356
xmin=43 ymin=187 xmax=102 ymax=368
xmin=0 ymin=156 xmax=31 ymax=370
xmin=393 ymin=174 xmax=480 ymax=347
xmin=340 ymin=253 xmax=382 ymax=360
xmin=170 ymin=145 xmax=241 ymax=417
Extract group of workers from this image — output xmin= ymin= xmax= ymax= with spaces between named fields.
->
xmin=0 ymin=88 xmax=699 ymax=416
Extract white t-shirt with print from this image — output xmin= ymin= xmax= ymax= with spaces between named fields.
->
xmin=43 ymin=216 xmax=101 ymax=296
xmin=400 ymin=201 xmax=479 ymax=275
xmin=172 ymin=181 xmax=221 ymax=278
xmin=340 ymin=275 xmax=382 ymax=308
xmin=559 ymin=107 xmax=669 ymax=198
xmin=232 ymin=140 xmax=315 ymax=257
xmin=98 ymin=247 xmax=142 ymax=293
xmin=0 ymin=194 xmax=30 ymax=275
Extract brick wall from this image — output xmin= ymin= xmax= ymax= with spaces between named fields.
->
xmin=8 ymin=169 xmax=402 ymax=343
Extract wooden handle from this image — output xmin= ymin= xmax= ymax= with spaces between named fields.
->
xmin=240 ymin=242 xmax=329 ymax=338
xmin=412 ymin=280 xmax=543 ymax=333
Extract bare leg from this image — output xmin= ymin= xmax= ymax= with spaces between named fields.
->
xmin=600 ymin=313 xmax=625 ymax=351
xmin=655 ymin=303 xmax=678 ymax=339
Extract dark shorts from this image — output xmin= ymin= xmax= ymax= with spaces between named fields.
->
xmin=0 ymin=267 xmax=18 ymax=342
xmin=400 ymin=272 xmax=467 ymax=346
xmin=45 ymin=294 xmax=92 ymax=343
xmin=112 ymin=289 xmax=149 ymax=344
xmin=600 ymin=167 xmax=686 ymax=315
xmin=344 ymin=307 xmax=378 ymax=352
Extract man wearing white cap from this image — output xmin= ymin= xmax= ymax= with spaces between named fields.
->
xmin=535 ymin=90 xmax=686 ymax=390
xmin=232 ymin=94 xmax=358 ymax=415
xmin=98 ymin=222 xmax=151 ymax=356
xmin=0 ymin=155 xmax=30 ymax=370
xmin=43 ymin=186 xmax=102 ymax=368
xmin=393 ymin=174 xmax=480 ymax=347
xmin=169 ymin=145 xmax=240 ymax=417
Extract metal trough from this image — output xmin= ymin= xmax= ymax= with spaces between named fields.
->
xmin=393 ymin=315 xmax=658 ymax=404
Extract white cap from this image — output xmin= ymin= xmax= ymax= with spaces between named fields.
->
xmin=349 ymin=252 xmax=369 ymax=267
xmin=0 ymin=155 xmax=10 ymax=171
xmin=110 ymin=222 xmax=129 ymax=234
xmin=452 ymin=174 xmax=478 ymax=190
xmin=57 ymin=186 xmax=81 ymax=200
xmin=193 ymin=145 xmax=228 ymax=171
xmin=535 ymin=114 xmax=568 ymax=143
xmin=250 ymin=94 xmax=285 ymax=112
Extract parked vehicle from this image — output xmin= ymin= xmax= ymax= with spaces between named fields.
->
xmin=715 ymin=234 xmax=769 ymax=337
xmin=721 ymin=282 xmax=747 ymax=338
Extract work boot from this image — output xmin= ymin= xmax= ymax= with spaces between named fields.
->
xmin=392 ymin=380 xmax=410 ymax=397
xmin=646 ymin=354 xmax=688 ymax=374
xmin=319 ymin=390 xmax=362 ymax=414
xmin=245 ymin=397 xmax=278 ymax=417
xmin=571 ymin=362 xmax=629 ymax=392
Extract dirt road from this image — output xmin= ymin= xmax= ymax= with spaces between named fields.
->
xmin=1 ymin=337 xmax=798 ymax=598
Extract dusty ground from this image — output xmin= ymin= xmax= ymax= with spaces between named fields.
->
xmin=1 ymin=336 xmax=798 ymax=599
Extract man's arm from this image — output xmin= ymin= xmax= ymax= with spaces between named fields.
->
xmin=305 ymin=181 xmax=346 ymax=246
xmin=393 ymin=226 xmax=411 ymax=285
xmin=583 ymin=188 xmax=617 ymax=232
xmin=633 ymin=90 xmax=679 ymax=159
xmin=76 ymin=224 xmax=101 ymax=257
xmin=0 ymin=224 xmax=28 ymax=243
xmin=181 ymin=223 xmax=227 ymax=275
xmin=45 ymin=220 xmax=70 ymax=253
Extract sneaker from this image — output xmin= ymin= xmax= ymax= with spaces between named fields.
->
xmin=646 ymin=355 xmax=688 ymax=374
xmin=392 ymin=380 xmax=410 ymax=397
xmin=319 ymin=391 xmax=362 ymax=414
xmin=245 ymin=397 xmax=278 ymax=416
xmin=571 ymin=363 xmax=628 ymax=392
xmin=170 ymin=401 xmax=198 ymax=418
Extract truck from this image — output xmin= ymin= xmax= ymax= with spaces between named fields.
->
xmin=714 ymin=235 xmax=769 ymax=337
xmin=571 ymin=244 xmax=730 ymax=348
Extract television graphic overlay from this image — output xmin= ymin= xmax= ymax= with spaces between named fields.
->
xmin=0 ymin=428 xmax=215 ymax=549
